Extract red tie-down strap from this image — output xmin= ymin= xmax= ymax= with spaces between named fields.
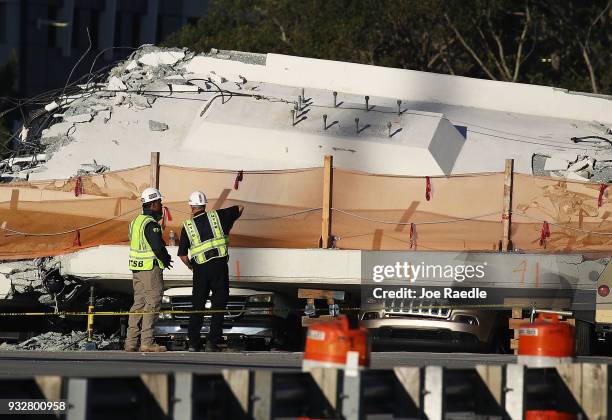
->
xmin=425 ymin=176 xmax=432 ymax=201
xmin=234 ymin=170 xmax=244 ymax=190
xmin=74 ymin=177 xmax=83 ymax=197
xmin=598 ymin=184 xmax=608 ymax=208
xmin=539 ymin=221 xmax=551 ymax=248
xmin=161 ymin=206 xmax=172 ymax=230
xmin=409 ymin=223 xmax=417 ymax=249
xmin=73 ymin=229 xmax=81 ymax=247
xmin=163 ymin=206 xmax=173 ymax=222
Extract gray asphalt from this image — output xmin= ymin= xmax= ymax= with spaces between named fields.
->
xmin=0 ymin=351 xmax=610 ymax=377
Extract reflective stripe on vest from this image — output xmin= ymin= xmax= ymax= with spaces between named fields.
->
xmin=183 ymin=211 xmax=229 ymax=265
xmin=128 ymin=214 xmax=165 ymax=270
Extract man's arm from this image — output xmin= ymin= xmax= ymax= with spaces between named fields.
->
xmin=144 ymin=222 xmax=173 ymax=268
xmin=177 ymin=227 xmax=192 ymax=270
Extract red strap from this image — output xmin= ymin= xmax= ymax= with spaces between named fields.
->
xmin=234 ymin=170 xmax=244 ymax=190
xmin=73 ymin=230 xmax=81 ymax=247
xmin=539 ymin=221 xmax=550 ymax=247
xmin=163 ymin=206 xmax=173 ymax=222
xmin=598 ymin=184 xmax=608 ymax=208
xmin=74 ymin=177 xmax=83 ymax=197
xmin=425 ymin=177 xmax=432 ymax=201
xmin=409 ymin=223 xmax=417 ymax=249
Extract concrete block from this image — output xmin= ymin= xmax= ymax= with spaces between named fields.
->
xmin=544 ymin=158 xmax=569 ymax=171
xmin=108 ymin=76 xmax=127 ymax=91
xmin=64 ymin=114 xmax=93 ymax=124
xmin=138 ymin=51 xmax=185 ymax=67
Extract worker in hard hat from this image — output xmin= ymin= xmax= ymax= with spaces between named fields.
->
xmin=125 ymin=187 xmax=173 ymax=352
xmin=178 ymin=191 xmax=244 ymax=352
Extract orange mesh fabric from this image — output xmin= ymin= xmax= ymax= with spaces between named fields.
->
xmin=1 ymin=164 xmax=612 ymax=260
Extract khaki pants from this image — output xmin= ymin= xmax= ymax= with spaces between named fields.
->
xmin=125 ymin=266 xmax=163 ymax=348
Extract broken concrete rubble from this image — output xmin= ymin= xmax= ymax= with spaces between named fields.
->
xmin=0 ymin=258 xmax=61 ymax=298
xmin=76 ymin=160 xmax=109 ymax=176
xmin=0 ymin=330 xmax=120 ymax=351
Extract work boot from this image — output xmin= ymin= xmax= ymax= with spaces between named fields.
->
xmin=139 ymin=343 xmax=167 ymax=352
xmin=124 ymin=346 xmax=137 ymax=352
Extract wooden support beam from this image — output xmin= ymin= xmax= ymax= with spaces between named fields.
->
xmin=150 ymin=151 xmax=160 ymax=189
xmin=298 ymin=288 xmax=345 ymax=301
xmin=501 ymin=159 xmax=514 ymax=252
xmin=9 ymin=189 xmax=19 ymax=211
xmin=321 ymin=155 xmax=333 ymax=248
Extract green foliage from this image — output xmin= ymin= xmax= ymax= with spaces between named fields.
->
xmin=164 ymin=0 xmax=611 ymax=94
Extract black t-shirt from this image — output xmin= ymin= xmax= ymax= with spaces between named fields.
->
xmin=177 ymin=206 xmax=241 ymax=261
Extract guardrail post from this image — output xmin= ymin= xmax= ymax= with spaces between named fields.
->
xmin=320 ymin=155 xmax=333 ymax=248
xmin=423 ymin=366 xmax=444 ymax=420
xmin=504 ymin=364 xmax=525 ymax=420
xmin=340 ymin=367 xmax=361 ymax=420
xmin=173 ymin=373 xmax=192 ymax=420
xmin=66 ymin=378 xmax=88 ymax=420
xmin=582 ymin=363 xmax=608 ymax=420
xmin=501 ymin=158 xmax=514 ymax=251
xmin=251 ymin=371 xmax=272 ymax=420
xmin=150 ymin=151 xmax=160 ymax=189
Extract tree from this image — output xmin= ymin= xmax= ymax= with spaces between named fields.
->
xmin=164 ymin=0 xmax=611 ymax=94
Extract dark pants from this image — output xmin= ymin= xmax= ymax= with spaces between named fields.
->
xmin=188 ymin=259 xmax=229 ymax=347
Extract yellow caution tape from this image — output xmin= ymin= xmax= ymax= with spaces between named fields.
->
xmin=0 ymin=303 xmax=528 ymax=317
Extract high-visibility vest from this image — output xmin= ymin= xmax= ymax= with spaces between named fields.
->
xmin=183 ymin=211 xmax=229 ymax=265
xmin=128 ymin=214 xmax=165 ymax=270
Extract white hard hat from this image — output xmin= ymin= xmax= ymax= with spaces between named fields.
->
xmin=189 ymin=191 xmax=208 ymax=206
xmin=141 ymin=187 xmax=163 ymax=204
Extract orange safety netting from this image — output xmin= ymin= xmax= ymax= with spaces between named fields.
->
xmin=1 ymin=164 xmax=612 ymax=259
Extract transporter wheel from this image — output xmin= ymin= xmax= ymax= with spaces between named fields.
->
xmin=575 ymin=319 xmax=593 ymax=356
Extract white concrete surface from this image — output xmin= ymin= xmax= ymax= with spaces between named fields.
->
xmin=27 ymin=46 xmax=612 ymax=181
xmin=59 ymin=245 xmax=605 ymax=295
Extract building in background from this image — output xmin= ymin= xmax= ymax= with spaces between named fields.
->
xmin=0 ymin=0 xmax=207 ymax=98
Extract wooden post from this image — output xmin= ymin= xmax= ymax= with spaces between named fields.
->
xmin=321 ymin=155 xmax=333 ymax=248
xmin=150 ymin=151 xmax=160 ymax=189
xmin=502 ymin=159 xmax=514 ymax=252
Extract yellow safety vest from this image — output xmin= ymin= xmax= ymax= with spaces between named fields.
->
xmin=183 ymin=211 xmax=229 ymax=265
xmin=128 ymin=214 xmax=165 ymax=270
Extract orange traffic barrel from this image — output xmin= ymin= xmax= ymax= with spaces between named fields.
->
xmin=518 ymin=313 xmax=575 ymax=367
xmin=525 ymin=410 xmax=576 ymax=420
xmin=302 ymin=315 xmax=370 ymax=371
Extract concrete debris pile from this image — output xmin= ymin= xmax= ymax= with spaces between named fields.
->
xmin=0 ymin=258 xmax=62 ymax=301
xmin=0 ymin=331 xmax=120 ymax=351
xmin=76 ymin=159 xmax=109 ymax=176
xmin=533 ymin=150 xmax=612 ymax=183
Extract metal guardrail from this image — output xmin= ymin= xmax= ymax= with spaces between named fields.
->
xmin=0 ymin=363 xmax=608 ymax=420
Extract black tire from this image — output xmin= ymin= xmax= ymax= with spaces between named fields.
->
xmin=575 ymin=319 xmax=593 ymax=356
